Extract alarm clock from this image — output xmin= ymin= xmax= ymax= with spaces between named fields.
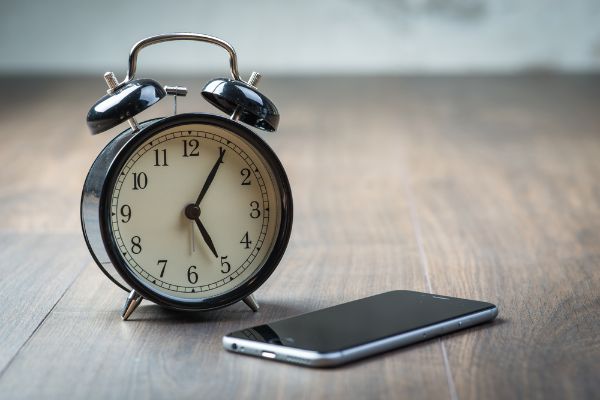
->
xmin=81 ymin=33 xmax=293 ymax=320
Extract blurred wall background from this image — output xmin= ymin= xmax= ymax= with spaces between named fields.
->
xmin=1 ymin=0 xmax=599 ymax=76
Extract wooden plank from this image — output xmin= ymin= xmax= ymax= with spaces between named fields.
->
xmin=0 ymin=245 xmax=450 ymax=400
xmin=0 ymin=233 xmax=88 ymax=372
xmin=2 ymin=76 xmax=598 ymax=399
xmin=0 ymin=78 xmax=103 ymax=233
xmin=0 ymin=77 xmax=452 ymax=399
xmin=400 ymin=77 xmax=600 ymax=399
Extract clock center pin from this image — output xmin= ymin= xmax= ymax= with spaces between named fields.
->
xmin=184 ymin=204 xmax=201 ymax=220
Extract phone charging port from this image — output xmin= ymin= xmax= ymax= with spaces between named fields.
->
xmin=261 ymin=351 xmax=276 ymax=359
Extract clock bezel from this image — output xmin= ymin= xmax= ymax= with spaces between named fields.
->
xmin=98 ymin=113 xmax=293 ymax=311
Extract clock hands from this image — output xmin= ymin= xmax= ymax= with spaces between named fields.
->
xmin=195 ymin=146 xmax=226 ymax=206
xmin=185 ymin=146 xmax=226 ymax=258
xmin=190 ymin=221 xmax=196 ymax=253
xmin=193 ymin=216 xmax=218 ymax=258
xmin=185 ymin=203 xmax=219 ymax=258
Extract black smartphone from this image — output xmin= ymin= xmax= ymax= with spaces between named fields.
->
xmin=223 ymin=290 xmax=498 ymax=367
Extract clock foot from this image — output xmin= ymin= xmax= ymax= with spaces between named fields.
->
xmin=242 ymin=294 xmax=260 ymax=312
xmin=121 ymin=289 xmax=143 ymax=321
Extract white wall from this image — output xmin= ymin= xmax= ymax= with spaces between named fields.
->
xmin=1 ymin=0 xmax=599 ymax=76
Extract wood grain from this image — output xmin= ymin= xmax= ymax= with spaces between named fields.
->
xmin=0 ymin=234 xmax=87 ymax=372
xmin=397 ymin=77 xmax=600 ymax=400
xmin=0 ymin=75 xmax=598 ymax=399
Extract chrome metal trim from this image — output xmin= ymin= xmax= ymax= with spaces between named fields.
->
xmin=121 ymin=289 xmax=143 ymax=320
xmin=125 ymin=33 xmax=242 ymax=82
xmin=339 ymin=307 xmax=498 ymax=364
xmin=242 ymin=294 xmax=260 ymax=312
xmin=103 ymin=71 xmax=140 ymax=132
xmin=222 ymin=336 xmax=343 ymax=367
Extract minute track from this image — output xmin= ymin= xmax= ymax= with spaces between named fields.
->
xmin=110 ymin=126 xmax=274 ymax=296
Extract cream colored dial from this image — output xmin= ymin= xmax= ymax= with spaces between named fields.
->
xmin=109 ymin=123 xmax=280 ymax=300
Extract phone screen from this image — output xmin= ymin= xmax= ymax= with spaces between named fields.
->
xmin=228 ymin=290 xmax=495 ymax=353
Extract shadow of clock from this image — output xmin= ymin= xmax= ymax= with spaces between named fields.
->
xmin=124 ymin=299 xmax=314 ymax=325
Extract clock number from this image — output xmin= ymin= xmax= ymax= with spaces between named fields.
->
xmin=154 ymin=149 xmax=168 ymax=166
xmin=187 ymin=265 xmax=198 ymax=284
xmin=132 ymin=172 xmax=148 ymax=190
xmin=120 ymin=204 xmax=131 ymax=223
xmin=130 ymin=236 xmax=142 ymax=254
xmin=183 ymin=139 xmax=199 ymax=157
xmin=220 ymin=256 xmax=231 ymax=273
xmin=249 ymin=201 xmax=261 ymax=219
xmin=240 ymin=168 xmax=251 ymax=185
xmin=157 ymin=259 xmax=167 ymax=278
xmin=240 ymin=232 xmax=252 ymax=249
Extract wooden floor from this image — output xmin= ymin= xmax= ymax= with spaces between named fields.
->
xmin=0 ymin=75 xmax=598 ymax=400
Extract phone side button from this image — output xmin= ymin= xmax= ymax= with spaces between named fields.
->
xmin=261 ymin=351 xmax=276 ymax=359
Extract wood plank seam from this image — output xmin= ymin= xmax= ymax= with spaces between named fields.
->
xmin=399 ymin=152 xmax=460 ymax=400
xmin=0 ymin=264 xmax=87 ymax=379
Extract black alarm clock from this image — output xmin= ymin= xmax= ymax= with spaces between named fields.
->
xmin=81 ymin=33 xmax=293 ymax=320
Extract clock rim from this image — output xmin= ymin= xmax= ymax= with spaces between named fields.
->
xmin=98 ymin=112 xmax=293 ymax=311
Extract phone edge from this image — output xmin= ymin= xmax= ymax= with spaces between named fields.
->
xmin=222 ymin=306 xmax=498 ymax=367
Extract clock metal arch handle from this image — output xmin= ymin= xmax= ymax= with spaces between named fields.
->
xmin=124 ymin=32 xmax=242 ymax=82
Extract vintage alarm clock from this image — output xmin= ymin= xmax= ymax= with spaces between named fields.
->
xmin=81 ymin=33 xmax=293 ymax=320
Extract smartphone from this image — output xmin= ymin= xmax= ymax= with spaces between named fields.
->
xmin=223 ymin=290 xmax=498 ymax=367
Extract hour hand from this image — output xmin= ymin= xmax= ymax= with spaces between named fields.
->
xmin=194 ymin=217 xmax=218 ymax=258
xmin=185 ymin=204 xmax=218 ymax=258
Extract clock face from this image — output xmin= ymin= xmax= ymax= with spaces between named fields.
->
xmin=107 ymin=122 xmax=283 ymax=303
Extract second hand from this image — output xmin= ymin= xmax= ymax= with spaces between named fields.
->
xmin=190 ymin=220 xmax=195 ymax=254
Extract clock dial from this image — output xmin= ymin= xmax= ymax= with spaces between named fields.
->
xmin=108 ymin=123 xmax=280 ymax=300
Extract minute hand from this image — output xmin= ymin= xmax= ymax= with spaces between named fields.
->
xmin=195 ymin=147 xmax=226 ymax=206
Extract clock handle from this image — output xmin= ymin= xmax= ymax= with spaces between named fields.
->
xmin=124 ymin=32 xmax=242 ymax=83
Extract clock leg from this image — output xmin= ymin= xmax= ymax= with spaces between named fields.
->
xmin=121 ymin=289 xmax=143 ymax=321
xmin=242 ymin=294 xmax=260 ymax=312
